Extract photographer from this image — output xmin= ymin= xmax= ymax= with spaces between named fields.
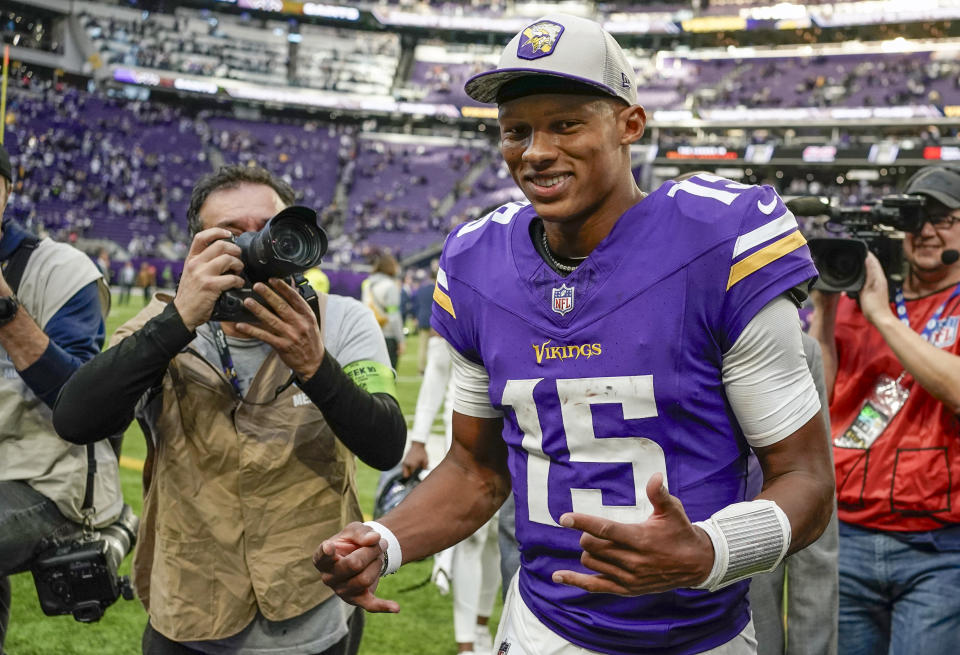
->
xmin=53 ymin=165 xmax=406 ymax=655
xmin=0 ymin=143 xmax=121 ymax=650
xmin=809 ymin=165 xmax=960 ymax=655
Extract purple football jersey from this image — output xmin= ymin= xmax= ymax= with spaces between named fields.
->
xmin=431 ymin=174 xmax=817 ymax=654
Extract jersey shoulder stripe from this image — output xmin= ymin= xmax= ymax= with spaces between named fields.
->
xmin=433 ymin=266 xmax=456 ymax=319
xmin=659 ymin=173 xmax=813 ymax=294
xmin=733 ymin=209 xmax=799 ymax=258
xmin=727 ymin=229 xmax=807 ymax=290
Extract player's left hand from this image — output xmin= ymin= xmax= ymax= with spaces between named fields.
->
xmin=551 ymin=473 xmax=715 ymax=596
xmin=857 ymin=252 xmax=893 ymax=327
xmin=313 ymin=522 xmax=401 ymax=613
xmin=233 ymin=278 xmax=325 ymax=381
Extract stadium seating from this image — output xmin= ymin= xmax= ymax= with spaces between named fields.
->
xmin=4 ymin=83 xmax=492 ymax=262
xmin=4 ymin=0 xmax=959 ymax=274
xmin=209 ymin=117 xmax=346 ymax=210
xmin=81 ymin=3 xmax=289 ymax=83
xmin=79 ymin=2 xmax=401 ymax=97
xmin=5 ymin=85 xmax=204 ymax=259
xmin=2 ymin=5 xmax=59 ymax=52
xmin=345 ymin=137 xmax=487 ymax=255
xmin=673 ymin=51 xmax=960 ymax=110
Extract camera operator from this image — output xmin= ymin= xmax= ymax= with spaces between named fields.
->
xmin=53 ymin=165 xmax=406 ymax=655
xmin=0 ymin=143 xmax=121 ymax=651
xmin=809 ymin=165 xmax=960 ymax=655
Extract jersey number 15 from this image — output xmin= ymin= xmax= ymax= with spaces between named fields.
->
xmin=502 ymin=376 xmax=668 ymax=527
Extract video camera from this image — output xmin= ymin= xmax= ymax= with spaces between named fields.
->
xmin=210 ymin=205 xmax=328 ymax=322
xmin=788 ymin=194 xmax=929 ymax=293
xmin=30 ymin=504 xmax=140 ymax=623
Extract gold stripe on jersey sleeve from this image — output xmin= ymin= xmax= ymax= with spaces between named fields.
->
xmin=433 ymin=284 xmax=457 ymax=319
xmin=727 ymin=230 xmax=807 ymax=291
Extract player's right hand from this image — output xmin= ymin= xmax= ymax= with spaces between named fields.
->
xmin=401 ymin=442 xmax=429 ymax=478
xmin=313 ymin=522 xmax=401 ymax=613
xmin=173 ymin=228 xmax=245 ymax=331
xmin=552 ymin=473 xmax=714 ymax=596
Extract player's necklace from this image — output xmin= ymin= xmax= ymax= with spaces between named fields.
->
xmin=541 ymin=230 xmax=585 ymax=273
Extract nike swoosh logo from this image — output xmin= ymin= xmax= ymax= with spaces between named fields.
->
xmin=757 ymin=198 xmax=777 ymax=215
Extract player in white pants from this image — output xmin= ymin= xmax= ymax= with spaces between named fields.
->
xmin=403 ymin=332 xmax=500 ymax=654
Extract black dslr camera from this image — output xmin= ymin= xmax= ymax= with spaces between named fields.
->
xmin=30 ymin=505 xmax=140 ymax=623
xmin=210 ymin=205 xmax=328 ymax=322
xmin=788 ymin=194 xmax=928 ymax=293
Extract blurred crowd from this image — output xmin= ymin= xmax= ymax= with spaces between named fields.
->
xmin=5 ymin=74 xmax=950 ymax=275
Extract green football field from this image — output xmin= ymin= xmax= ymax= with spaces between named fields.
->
xmin=5 ymin=293 xmax=501 ymax=655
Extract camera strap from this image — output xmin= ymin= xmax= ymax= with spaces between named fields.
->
xmin=894 ymin=282 xmax=960 ymax=342
xmin=208 ymin=321 xmax=244 ymax=398
xmin=80 ymin=445 xmax=97 ymax=533
xmin=2 ymin=234 xmax=40 ymax=291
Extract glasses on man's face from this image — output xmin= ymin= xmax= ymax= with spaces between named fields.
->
xmin=918 ymin=212 xmax=960 ymax=231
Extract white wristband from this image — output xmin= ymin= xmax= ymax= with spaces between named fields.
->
xmin=363 ymin=520 xmax=403 ymax=576
xmin=693 ymin=499 xmax=791 ymax=592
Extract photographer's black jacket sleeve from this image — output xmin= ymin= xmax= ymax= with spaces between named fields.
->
xmin=296 ymin=356 xmax=405 ymax=471
xmin=53 ymin=303 xmax=406 ymax=471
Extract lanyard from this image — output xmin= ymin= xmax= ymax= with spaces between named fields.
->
xmin=207 ymin=321 xmax=298 ymax=404
xmin=209 ymin=321 xmax=244 ymax=398
xmin=893 ymin=283 xmax=960 ymax=342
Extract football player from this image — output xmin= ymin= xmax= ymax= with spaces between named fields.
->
xmin=315 ymin=14 xmax=835 ymax=655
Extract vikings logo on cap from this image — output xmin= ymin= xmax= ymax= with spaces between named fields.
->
xmin=518 ymin=20 xmax=564 ymax=60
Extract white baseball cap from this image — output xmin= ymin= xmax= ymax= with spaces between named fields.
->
xmin=465 ymin=14 xmax=637 ymax=106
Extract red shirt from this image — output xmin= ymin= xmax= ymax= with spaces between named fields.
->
xmin=832 ymin=284 xmax=960 ymax=531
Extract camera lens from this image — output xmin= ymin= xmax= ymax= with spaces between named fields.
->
xmin=271 ymin=220 xmax=317 ymax=265
xmin=828 ymin=248 xmax=861 ymax=283
xmin=818 ymin=243 xmax=863 ymax=289
xmin=99 ymin=505 xmax=139 ymax=573
xmin=228 ymin=206 xmax=327 ymax=284
xmin=808 ymin=237 xmax=867 ymax=292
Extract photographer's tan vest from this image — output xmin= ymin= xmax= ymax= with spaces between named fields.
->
xmin=116 ymin=298 xmax=362 ymax=642
xmin=0 ymin=239 xmax=121 ymax=527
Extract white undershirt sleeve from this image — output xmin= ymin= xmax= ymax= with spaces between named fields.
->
xmin=448 ymin=344 xmax=503 ymax=419
xmin=722 ymin=295 xmax=821 ymax=448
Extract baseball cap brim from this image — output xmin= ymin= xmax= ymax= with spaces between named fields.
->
xmin=465 ymin=68 xmax=624 ymax=105
xmin=905 ymin=168 xmax=960 ymax=210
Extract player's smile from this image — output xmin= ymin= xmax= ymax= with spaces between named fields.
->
xmin=526 ymin=172 xmax=573 ymax=198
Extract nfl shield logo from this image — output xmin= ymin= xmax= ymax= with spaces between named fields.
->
xmin=551 ymin=283 xmax=575 ymax=316
xmin=518 ymin=20 xmax=565 ymax=60
xmin=931 ymin=316 xmax=959 ymax=348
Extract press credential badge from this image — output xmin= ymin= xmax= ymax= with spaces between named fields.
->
xmin=835 ymin=373 xmax=910 ymax=450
